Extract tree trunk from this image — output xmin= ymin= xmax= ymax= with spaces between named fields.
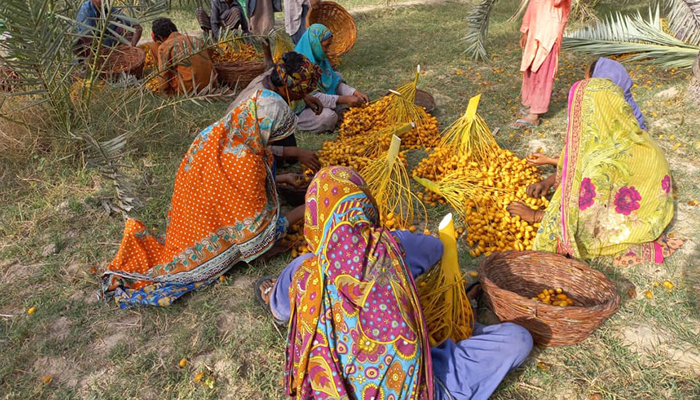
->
xmin=690 ymin=51 xmax=700 ymax=107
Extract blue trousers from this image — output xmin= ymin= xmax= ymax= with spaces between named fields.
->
xmin=270 ymin=231 xmax=533 ymax=400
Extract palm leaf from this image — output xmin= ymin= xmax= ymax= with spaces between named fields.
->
xmin=563 ymin=6 xmax=700 ymax=68
xmin=667 ymin=0 xmax=700 ymax=46
xmin=462 ymin=0 xmax=499 ymax=61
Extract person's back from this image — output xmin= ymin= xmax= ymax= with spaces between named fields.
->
xmin=158 ymin=32 xmax=216 ymax=94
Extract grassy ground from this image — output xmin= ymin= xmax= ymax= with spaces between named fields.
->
xmin=2 ymin=0 xmax=700 ymax=399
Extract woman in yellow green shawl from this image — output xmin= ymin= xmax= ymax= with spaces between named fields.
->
xmin=508 ymin=78 xmax=675 ymax=264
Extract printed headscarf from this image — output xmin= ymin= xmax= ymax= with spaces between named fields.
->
xmin=285 ymin=166 xmax=433 ymax=400
xmin=294 ymin=24 xmax=342 ymax=95
xmin=274 ymin=51 xmax=322 ymax=98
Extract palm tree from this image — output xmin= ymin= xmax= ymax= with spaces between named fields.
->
xmin=563 ymin=2 xmax=700 ymax=69
xmin=463 ymin=0 xmax=600 ymax=61
xmin=0 ymin=0 xmax=228 ymax=217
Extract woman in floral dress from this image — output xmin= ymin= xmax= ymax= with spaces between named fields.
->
xmin=508 ymin=78 xmax=675 ymax=264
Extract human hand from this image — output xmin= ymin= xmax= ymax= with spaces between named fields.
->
xmin=344 ymin=96 xmax=365 ymax=107
xmin=353 ymin=90 xmax=370 ymax=104
xmin=276 ymin=173 xmax=301 ymax=187
xmin=520 ymin=32 xmax=527 ymax=49
xmin=526 ymin=180 xmax=552 ymax=198
xmin=295 ymin=148 xmax=321 ymax=172
xmin=526 ymin=153 xmax=557 ymax=166
xmin=304 ymin=94 xmax=323 ymax=115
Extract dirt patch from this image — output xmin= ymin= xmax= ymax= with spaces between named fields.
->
xmin=526 ymin=138 xmax=559 ymax=155
xmin=32 ymin=356 xmax=80 ymax=387
xmin=94 ymin=332 xmax=127 ymax=356
xmin=620 ymin=325 xmax=700 ymax=376
xmin=48 ymin=316 xmax=71 ymax=342
xmin=68 ymin=289 xmax=100 ymax=304
xmin=0 ymin=261 xmax=43 ymax=285
xmin=231 ymin=275 xmax=256 ymax=291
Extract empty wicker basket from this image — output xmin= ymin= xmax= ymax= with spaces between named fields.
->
xmin=215 ymin=60 xmax=266 ymax=90
xmin=98 ymin=45 xmax=145 ymax=79
xmin=477 ymin=251 xmax=620 ymax=347
xmin=306 ymin=1 xmax=356 ymax=60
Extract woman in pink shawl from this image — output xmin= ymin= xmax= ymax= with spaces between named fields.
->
xmin=511 ymin=0 xmax=571 ymax=129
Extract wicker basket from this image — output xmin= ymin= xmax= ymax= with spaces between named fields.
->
xmin=306 ymin=2 xmax=356 ymax=59
xmin=215 ymin=60 xmax=266 ymax=89
xmin=98 ymin=45 xmax=145 ymax=79
xmin=477 ymin=251 xmax=620 ymax=347
xmin=415 ymin=89 xmax=436 ymax=114
xmin=383 ymin=89 xmax=436 ymax=114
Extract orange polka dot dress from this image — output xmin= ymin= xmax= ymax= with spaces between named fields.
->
xmin=101 ymin=90 xmax=297 ymax=307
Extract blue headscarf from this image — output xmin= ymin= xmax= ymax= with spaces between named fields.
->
xmin=293 ymin=24 xmax=342 ymax=95
xmin=592 ymin=57 xmax=647 ymax=131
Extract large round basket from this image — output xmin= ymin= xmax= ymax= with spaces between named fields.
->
xmin=215 ymin=61 xmax=266 ymax=90
xmin=306 ymin=2 xmax=356 ymax=58
xmin=477 ymin=251 xmax=620 ymax=347
xmin=98 ymin=45 xmax=145 ymax=79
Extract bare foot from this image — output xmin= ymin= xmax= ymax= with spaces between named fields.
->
xmin=507 ymin=201 xmax=544 ymax=224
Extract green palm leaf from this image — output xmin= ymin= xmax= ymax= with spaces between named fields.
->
xmin=462 ymin=0 xmax=499 ymax=61
xmin=563 ymin=6 xmax=700 ymax=68
xmin=667 ymin=0 xmax=700 ymax=46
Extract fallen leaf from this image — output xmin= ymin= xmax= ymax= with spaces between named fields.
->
xmin=205 ymin=375 xmax=216 ymax=389
xmin=536 ymin=361 xmax=551 ymax=370
xmin=41 ymin=375 xmax=52 ymax=384
xmin=27 ymin=307 xmax=36 ymax=315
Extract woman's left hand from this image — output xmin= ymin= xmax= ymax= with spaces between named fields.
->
xmin=304 ymin=94 xmax=323 ymax=115
xmin=353 ymin=90 xmax=370 ymax=104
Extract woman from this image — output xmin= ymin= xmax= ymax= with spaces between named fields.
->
xmin=100 ymin=54 xmax=322 ymax=308
xmin=511 ymin=0 xmax=571 ymax=129
xmin=589 ymin=57 xmax=646 ymax=130
xmin=259 ymin=166 xmax=532 ymax=399
xmin=527 ymin=57 xmax=646 ymax=167
xmin=293 ymin=24 xmax=370 ymax=133
xmin=231 ymin=51 xmax=323 ymax=169
xmin=508 ymin=78 xmax=675 ymax=264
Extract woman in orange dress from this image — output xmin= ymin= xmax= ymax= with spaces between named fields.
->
xmin=101 ymin=53 xmax=322 ymax=308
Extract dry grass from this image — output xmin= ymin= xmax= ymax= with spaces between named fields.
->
xmin=1 ymin=0 xmax=699 ymax=399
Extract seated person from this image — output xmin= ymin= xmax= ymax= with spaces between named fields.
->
xmin=100 ymin=54 xmax=323 ymax=308
xmin=292 ymin=24 xmax=370 ymax=133
xmin=257 ymin=166 xmax=533 ymax=399
xmin=150 ymin=18 xmax=217 ymax=95
xmin=230 ymin=51 xmax=324 ymax=170
xmin=508 ymin=78 xmax=676 ymax=266
xmin=210 ymin=0 xmax=249 ymax=40
xmin=528 ymin=57 xmax=647 ymax=167
xmin=73 ymin=0 xmax=142 ymax=57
